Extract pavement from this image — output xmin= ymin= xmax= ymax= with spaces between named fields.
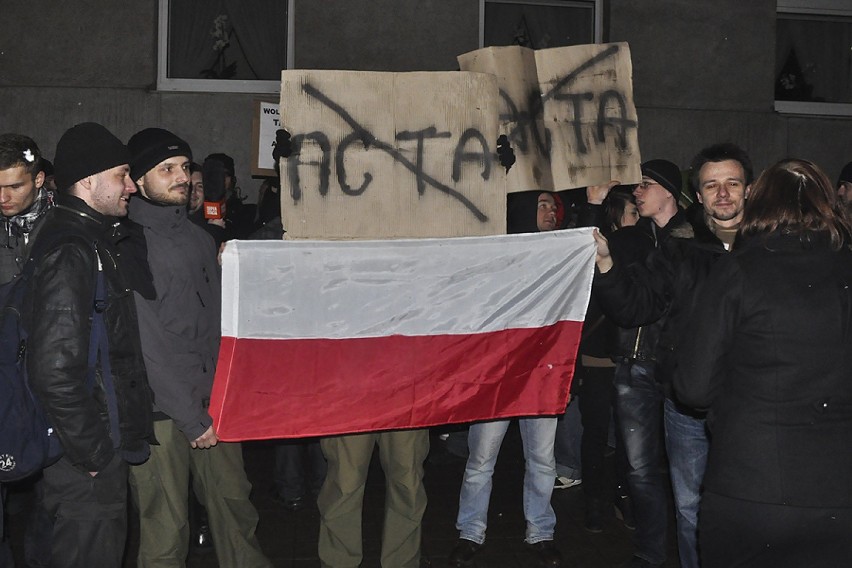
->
xmin=6 ymin=423 xmax=681 ymax=567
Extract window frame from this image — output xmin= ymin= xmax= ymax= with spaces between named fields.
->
xmin=479 ymin=0 xmax=603 ymax=48
xmin=775 ymin=0 xmax=852 ymax=116
xmin=157 ymin=0 xmax=294 ymax=94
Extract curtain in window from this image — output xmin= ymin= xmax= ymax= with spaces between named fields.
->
xmin=776 ymin=16 xmax=852 ymax=103
xmin=484 ymin=3 xmax=594 ymax=49
xmin=167 ymin=0 xmax=286 ymax=81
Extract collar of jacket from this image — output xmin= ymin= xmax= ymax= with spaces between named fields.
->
xmin=54 ymin=194 xmax=127 ymax=244
xmin=738 ymin=229 xmax=840 ymax=252
xmin=128 ymin=195 xmax=188 ymax=230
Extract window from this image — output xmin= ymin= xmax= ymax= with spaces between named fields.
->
xmin=775 ymin=0 xmax=852 ymax=115
xmin=480 ymin=0 xmax=602 ymax=49
xmin=157 ymin=0 xmax=294 ymax=93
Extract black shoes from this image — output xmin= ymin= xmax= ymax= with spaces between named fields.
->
xmin=447 ymin=539 xmax=481 ymax=567
xmin=272 ymin=491 xmax=308 ymax=512
xmin=194 ymin=522 xmax=213 ymax=549
xmin=528 ymin=540 xmax=562 ymax=567
xmin=584 ymin=497 xmax=608 ymax=533
xmin=614 ymin=493 xmax=636 ymax=531
xmin=619 ymin=555 xmax=663 ymax=568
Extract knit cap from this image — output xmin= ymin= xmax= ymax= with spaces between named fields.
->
xmin=127 ymin=128 xmax=192 ymax=181
xmin=54 ymin=123 xmax=130 ymax=191
xmin=641 ymin=159 xmax=682 ymax=199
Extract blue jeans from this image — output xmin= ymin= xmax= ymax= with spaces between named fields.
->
xmin=614 ymin=361 xmax=667 ymax=565
xmin=664 ymin=398 xmax=709 ymax=568
xmin=555 ymin=397 xmax=583 ymax=479
xmin=456 ymin=417 xmax=557 ymax=545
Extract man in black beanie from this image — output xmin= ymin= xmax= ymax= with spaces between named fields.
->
xmin=125 ymin=127 xmax=271 ymax=568
xmin=26 ymin=122 xmax=155 ymax=567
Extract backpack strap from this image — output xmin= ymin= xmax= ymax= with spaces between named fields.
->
xmin=86 ymin=244 xmax=121 ymax=450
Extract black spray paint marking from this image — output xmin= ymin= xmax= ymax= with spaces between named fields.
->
xmin=502 ymin=44 xmax=637 ymax=158
xmin=285 ymin=83 xmax=492 ymax=222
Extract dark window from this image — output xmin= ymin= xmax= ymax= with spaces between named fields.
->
xmin=158 ymin=0 xmax=290 ymax=93
xmin=776 ymin=12 xmax=852 ymax=104
xmin=482 ymin=0 xmax=600 ymax=49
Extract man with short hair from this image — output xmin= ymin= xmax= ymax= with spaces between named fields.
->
xmin=187 ymin=161 xmax=205 ymax=223
xmin=0 ymin=133 xmax=52 ymax=284
xmin=448 ymin=190 xmax=565 ymax=568
xmin=594 ymin=144 xmax=753 ymax=568
xmin=0 ymin=132 xmax=53 ymax=567
xmin=125 ymin=127 xmax=271 ymax=568
xmin=26 ymin=122 xmax=155 ymax=567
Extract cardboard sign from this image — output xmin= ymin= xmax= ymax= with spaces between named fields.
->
xmin=251 ymin=99 xmax=281 ymax=177
xmin=278 ymin=70 xmax=506 ymax=239
xmin=458 ymin=42 xmax=641 ymax=192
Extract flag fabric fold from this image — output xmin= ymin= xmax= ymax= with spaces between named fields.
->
xmin=209 ymin=228 xmax=595 ymax=440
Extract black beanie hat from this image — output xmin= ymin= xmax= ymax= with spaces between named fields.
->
xmin=838 ymin=161 xmax=852 ymax=187
xmin=205 ymin=152 xmax=235 ymax=176
xmin=127 ymin=128 xmax=193 ymax=181
xmin=641 ymin=159 xmax=682 ymax=199
xmin=54 ymin=122 xmax=130 ymax=192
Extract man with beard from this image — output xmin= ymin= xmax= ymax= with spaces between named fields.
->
xmin=125 ymin=128 xmax=271 ymax=568
xmin=594 ymin=143 xmax=753 ymax=568
xmin=27 ymin=122 xmax=155 ymax=567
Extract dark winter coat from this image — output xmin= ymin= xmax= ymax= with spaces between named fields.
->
xmin=674 ymin=231 xmax=852 ymax=507
xmin=128 ymin=198 xmax=221 ymax=441
xmin=26 ymin=195 xmax=154 ymax=472
xmin=595 ymin=209 xmax=726 ymax=383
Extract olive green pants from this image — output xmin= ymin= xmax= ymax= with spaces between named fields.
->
xmin=129 ymin=419 xmax=271 ymax=568
xmin=318 ymin=429 xmax=429 ymax=568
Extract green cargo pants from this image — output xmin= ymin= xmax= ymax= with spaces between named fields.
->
xmin=129 ymin=419 xmax=271 ymax=568
xmin=318 ymin=429 xmax=429 ymax=568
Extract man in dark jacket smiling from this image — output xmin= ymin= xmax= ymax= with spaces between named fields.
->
xmin=594 ymin=144 xmax=753 ymax=568
xmin=125 ymin=128 xmax=271 ymax=568
xmin=27 ymin=122 xmax=155 ymax=567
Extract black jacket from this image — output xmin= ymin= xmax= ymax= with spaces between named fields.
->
xmin=26 ymin=195 xmax=154 ymax=472
xmin=674 ymin=231 xmax=852 ymax=507
xmin=593 ymin=216 xmax=659 ymax=362
xmin=595 ymin=209 xmax=726 ymax=383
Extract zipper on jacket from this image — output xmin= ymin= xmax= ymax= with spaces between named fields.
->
xmin=631 ymin=326 xmax=644 ymax=359
xmin=196 ymin=291 xmax=206 ymax=307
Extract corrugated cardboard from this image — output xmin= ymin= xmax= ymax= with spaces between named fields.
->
xmin=458 ymin=42 xmax=641 ymax=192
xmin=278 ymin=70 xmax=506 ymax=239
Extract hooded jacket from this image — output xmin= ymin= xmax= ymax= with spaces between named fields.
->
xmin=128 ymin=197 xmax=221 ymax=441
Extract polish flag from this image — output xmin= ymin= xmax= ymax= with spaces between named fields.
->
xmin=209 ymin=229 xmax=595 ymax=440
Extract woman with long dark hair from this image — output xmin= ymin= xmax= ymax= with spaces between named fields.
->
xmin=674 ymin=159 xmax=852 ymax=567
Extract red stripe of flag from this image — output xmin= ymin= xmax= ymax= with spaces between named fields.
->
xmin=210 ymin=320 xmax=582 ymax=440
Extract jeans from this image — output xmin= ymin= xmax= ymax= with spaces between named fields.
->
xmin=555 ymin=397 xmax=583 ymax=479
xmin=614 ymin=360 xmax=667 ymax=565
xmin=664 ymin=398 xmax=709 ymax=568
xmin=456 ymin=417 xmax=557 ymax=545
xmin=274 ymin=438 xmax=328 ymax=500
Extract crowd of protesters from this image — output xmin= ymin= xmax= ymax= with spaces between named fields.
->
xmin=1 ymin=125 xmax=851 ymax=568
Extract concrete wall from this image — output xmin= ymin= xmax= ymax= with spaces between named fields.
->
xmin=1 ymin=0 xmax=850 ymax=201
